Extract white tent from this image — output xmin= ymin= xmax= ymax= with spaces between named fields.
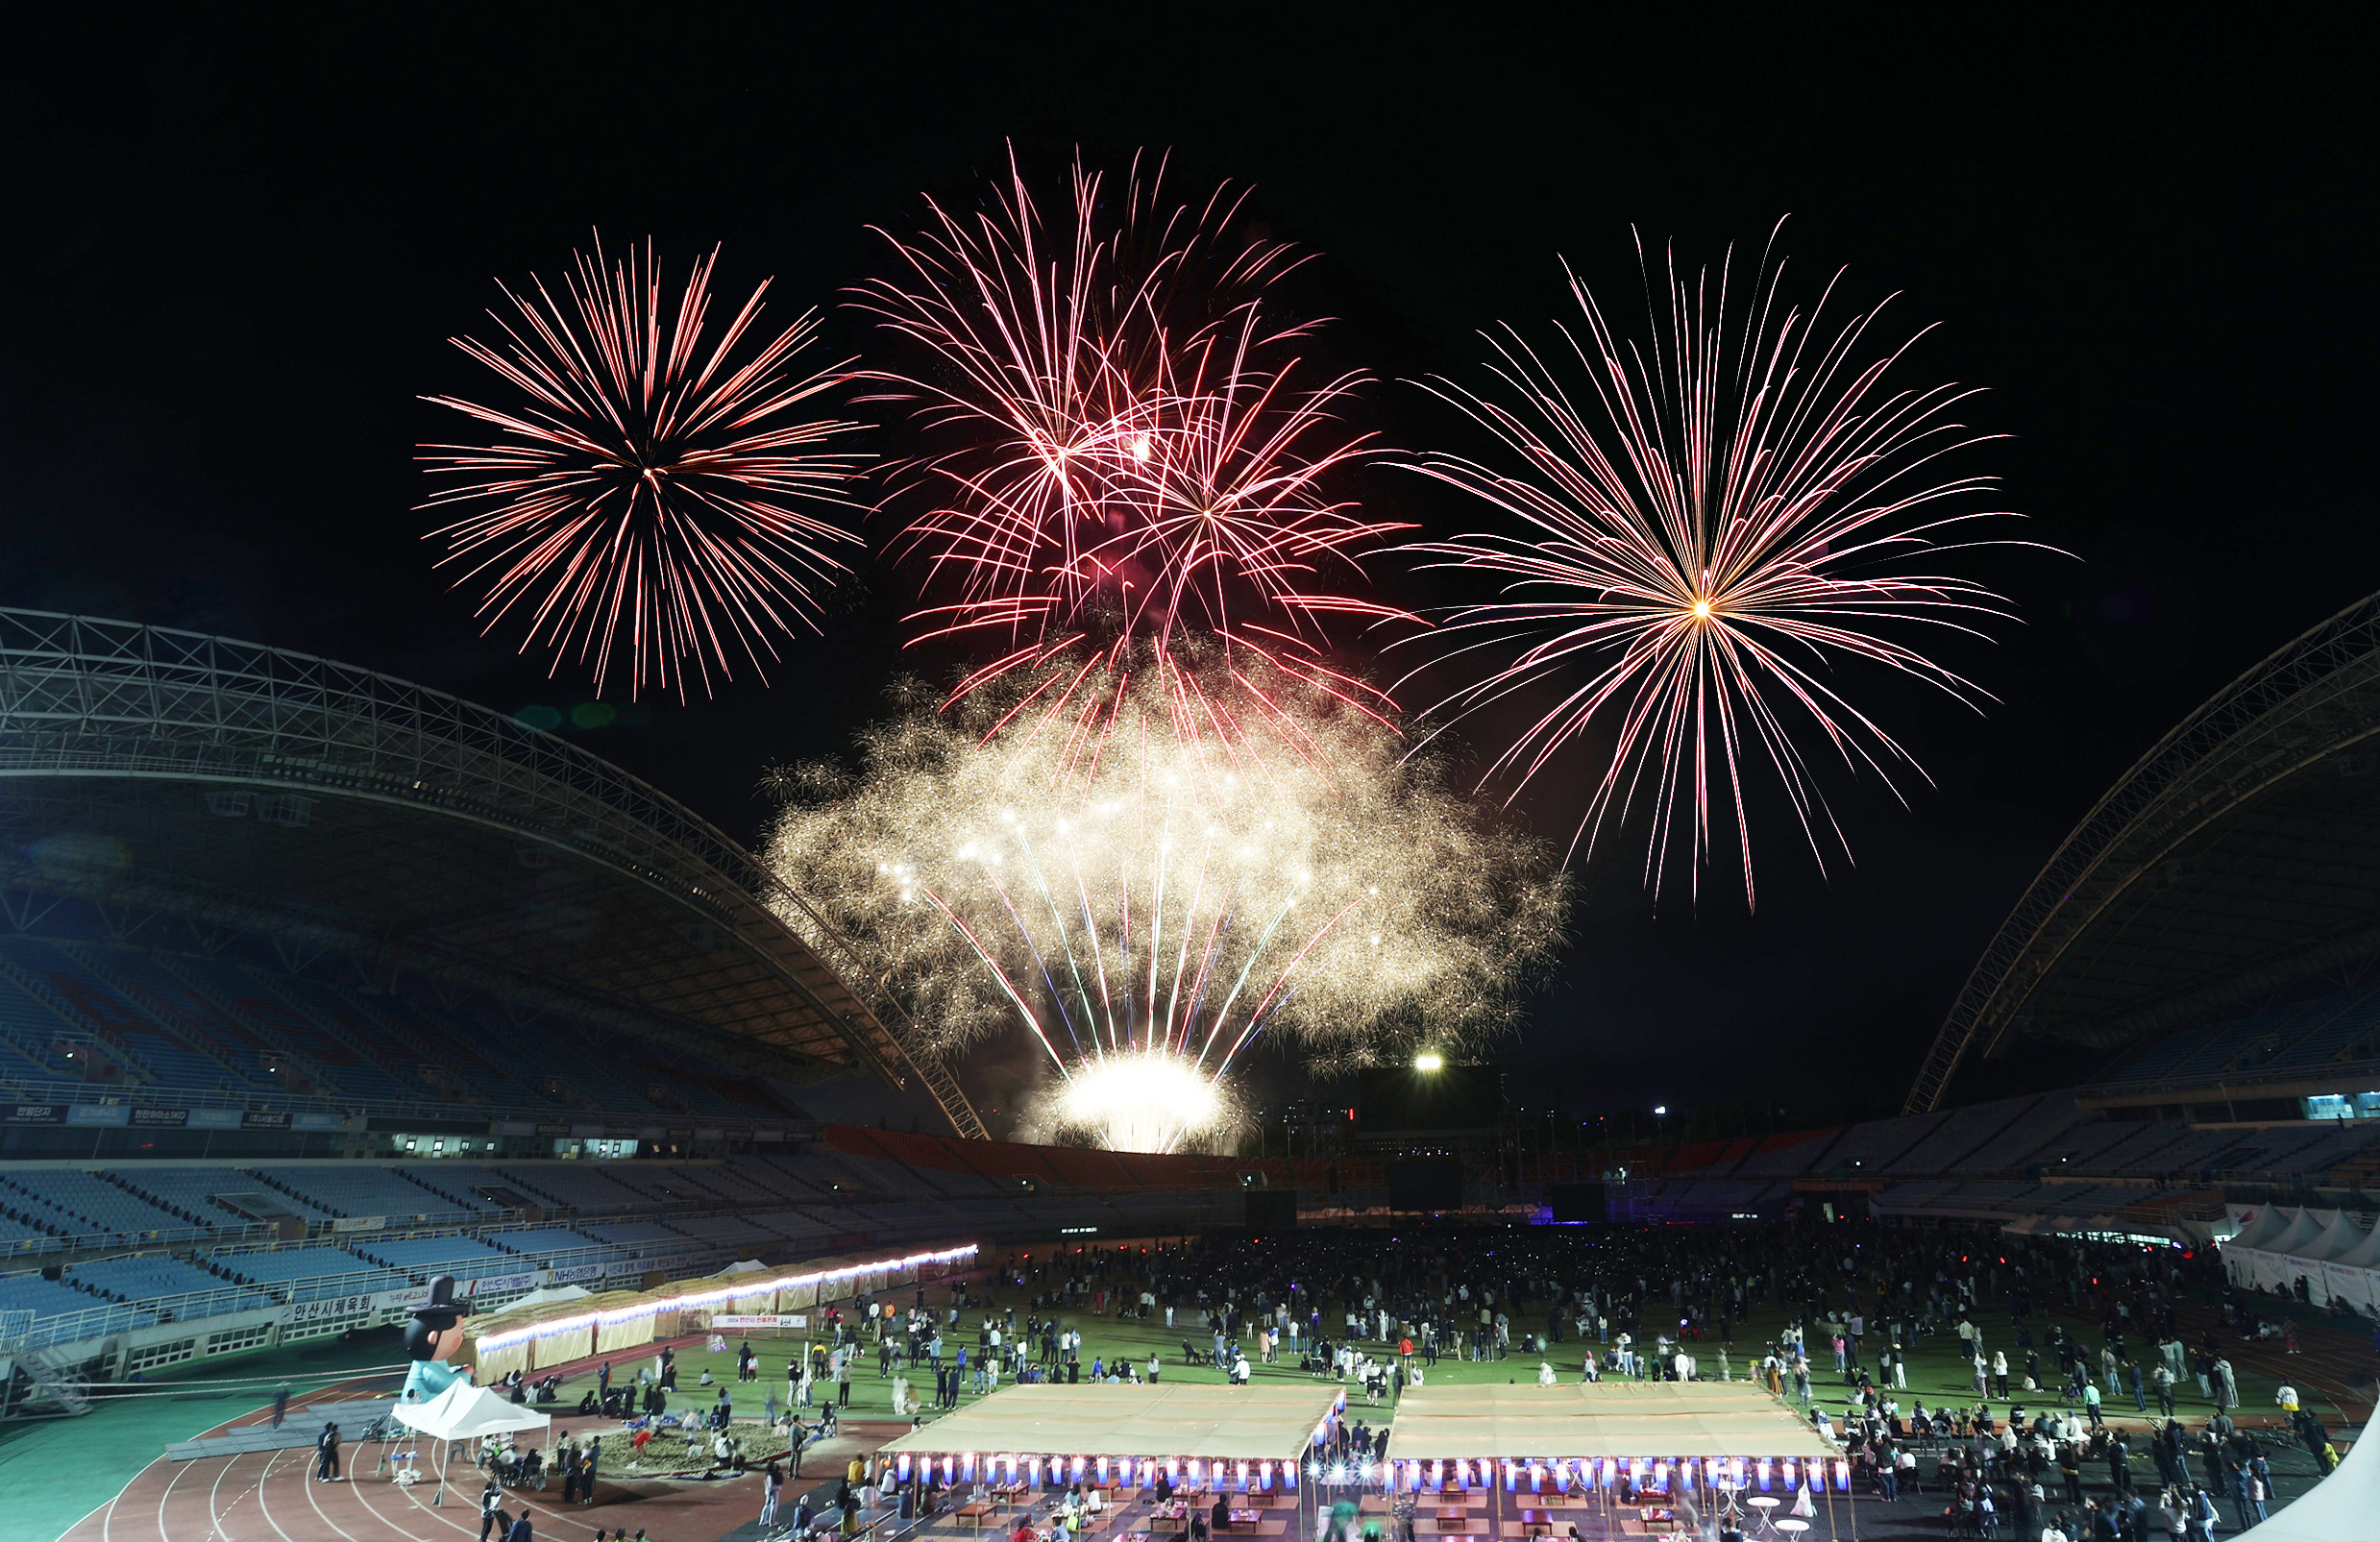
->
xmin=2255 ymin=1210 xmax=2337 ymax=1292
xmin=2228 ymin=1205 xmax=2294 ymax=1250
xmin=391 ymin=1382 xmax=553 ymax=1505
xmin=2227 ymin=1206 xmax=2301 ymax=1290
xmin=2294 ymin=1212 xmax=2369 ymax=1306
xmin=391 ymin=1380 xmax=552 ymax=1442
xmin=721 ymin=1259 xmax=769 ymax=1274
xmin=2235 ymin=1424 xmax=2375 ymax=1540
xmin=2323 ymin=1218 xmax=2380 ymax=1311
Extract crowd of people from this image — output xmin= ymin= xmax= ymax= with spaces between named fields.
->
xmin=453 ymin=1216 xmax=2342 ymax=1540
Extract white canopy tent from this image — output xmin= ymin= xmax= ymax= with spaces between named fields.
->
xmin=2294 ymin=1212 xmax=2371 ymax=1306
xmin=390 ymin=1381 xmax=553 ymax=1505
xmin=2236 ymin=1425 xmax=2374 ymax=1540
xmin=2223 ymin=1206 xmax=2298 ymax=1288
xmin=2253 ymin=1209 xmax=2338 ymax=1292
xmin=2323 ymin=1219 xmax=2380 ymax=1311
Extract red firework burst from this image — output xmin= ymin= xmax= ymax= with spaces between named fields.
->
xmin=1405 ymin=229 xmax=2035 ymax=906
xmin=420 ymin=234 xmax=867 ymax=699
xmin=851 ymin=147 xmax=1411 ymax=725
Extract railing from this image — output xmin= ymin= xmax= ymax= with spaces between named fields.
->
xmin=0 ymin=1218 xmax=278 ymax=1259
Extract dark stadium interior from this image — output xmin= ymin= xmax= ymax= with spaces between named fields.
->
xmin=2 ymin=14 xmax=2373 ymax=1542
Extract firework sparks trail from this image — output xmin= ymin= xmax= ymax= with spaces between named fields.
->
xmin=420 ymin=234 xmax=868 ymax=698
xmin=851 ymin=147 xmax=1415 ymax=731
xmin=1403 ymin=229 xmax=2036 ymax=907
xmin=763 ymin=648 xmax=1566 ymax=1122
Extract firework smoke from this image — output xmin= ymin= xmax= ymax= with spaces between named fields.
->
xmin=763 ymin=645 xmax=1565 ymax=1084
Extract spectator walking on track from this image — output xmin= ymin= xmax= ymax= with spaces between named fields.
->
xmin=314 ymin=1421 xmax=341 ymax=1481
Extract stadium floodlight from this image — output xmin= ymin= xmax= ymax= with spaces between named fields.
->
xmin=1413 ymin=1051 xmax=1444 ymax=1072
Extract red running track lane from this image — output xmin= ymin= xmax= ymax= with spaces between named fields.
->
xmin=61 ymin=1409 xmax=901 ymax=1542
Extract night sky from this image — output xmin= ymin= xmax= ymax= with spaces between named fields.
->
xmin=1 ymin=17 xmax=2366 ymax=1135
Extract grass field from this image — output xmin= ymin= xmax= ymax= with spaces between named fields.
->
xmin=619 ymin=1271 xmax=2335 ymax=1437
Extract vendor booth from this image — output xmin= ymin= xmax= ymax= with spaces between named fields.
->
xmin=1382 ymin=1383 xmax=1848 ymax=1539
xmin=463 ymin=1241 xmax=979 ymax=1371
xmin=878 ymin=1383 xmax=1346 ymax=1537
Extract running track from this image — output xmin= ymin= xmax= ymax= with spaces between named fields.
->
xmin=58 ymin=1397 xmax=892 ymax=1542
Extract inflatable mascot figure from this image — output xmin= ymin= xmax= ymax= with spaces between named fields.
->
xmin=402 ymin=1273 xmax=474 ymax=1403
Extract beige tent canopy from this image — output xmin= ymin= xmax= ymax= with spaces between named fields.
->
xmin=880 ymin=1383 xmax=1344 ymax=1462
xmin=1384 ymin=1383 xmax=1837 ymax=1460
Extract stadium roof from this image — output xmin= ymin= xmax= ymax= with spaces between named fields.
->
xmin=1909 ymin=588 xmax=2380 ymax=1113
xmin=0 ymin=608 xmax=984 ymax=1136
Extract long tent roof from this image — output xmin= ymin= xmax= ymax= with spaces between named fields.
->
xmin=879 ymin=1384 xmax=1341 ymax=1461
xmin=2228 ymin=1206 xmax=2297 ymax=1251
xmin=2303 ymin=1211 xmax=2368 ymax=1264
xmin=2264 ymin=1208 xmax=2335 ymax=1260
xmin=1383 ymin=1383 xmax=1836 ymax=1461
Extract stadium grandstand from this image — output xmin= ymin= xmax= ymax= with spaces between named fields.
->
xmin=7 ymin=602 xmax=2380 ymax=1542
xmin=0 ymin=613 xmax=1376 ymax=1394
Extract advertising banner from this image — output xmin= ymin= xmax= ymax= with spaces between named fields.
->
xmin=239 ymin=1112 xmax=292 ymax=1130
xmin=331 ymin=1215 xmax=386 ymax=1234
xmin=551 ymin=1261 xmax=609 ymax=1285
xmin=131 ymin=1107 xmax=190 ymax=1129
xmin=66 ymin=1104 xmax=131 ymax=1126
xmin=710 ymin=1313 xmax=809 ymax=1330
xmin=282 ymin=1294 xmax=378 ymax=1327
xmin=187 ymin=1109 xmax=244 ymax=1130
xmin=4 ymin=1104 xmax=67 ymax=1124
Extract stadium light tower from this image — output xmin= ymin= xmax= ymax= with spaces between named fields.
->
xmin=1654 ymin=1104 xmax=1668 ymax=1140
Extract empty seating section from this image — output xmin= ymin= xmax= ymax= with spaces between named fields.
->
xmin=1884 ymin=1096 xmax=2043 ymax=1174
xmin=392 ymin=1165 xmax=516 ymax=1212
xmin=575 ymin=1221 xmax=699 ymax=1251
xmin=351 ymin=1235 xmax=522 ymax=1280
xmin=663 ymin=1214 xmax=773 ymax=1244
xmin=0 ymin=1269 xmax=155 ymax=1336
xmin=54 ymin=944 xmax=288 ymax=1089
xmin=2 ymin=1169 xmax=189 ymax=1236
xmin=0 ymin=938 xmax=248 ymax=1095
xmin=1730 ymin=1128 xmax=1844 ymax=1178
xmin=252 ymin=1166 xmax=465 ymax=1221
xmin=663 ymin=1162 xmax=806 ymax=1206
xmin=0 ymin=1213 xmax=62 ymax=1253
xmin=161 ymin=954 xmax=419 ymax=1104
xmin=483 ymin=1227 xmax=610 ymax=1259
xmin=64 ymin=1254 xmax=271 ymax=1317
xmin=110 ymin=1168 xmax=281 ymax=1227
xmin=209 ymin=1245 xmax=409 ymax=1302
xmin=494 ymin=1164 xmax=665 ymax=1214
xmin=0 ymin=937 xmax=812 ymax=1126
xmin=2099 ymin=976 xmax=2380 ymax=1089
xmin=1810 ymin=1110 xmax=1948 ymax=1173
xmin=0 ymin=970 xmax=76 ymax=1078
